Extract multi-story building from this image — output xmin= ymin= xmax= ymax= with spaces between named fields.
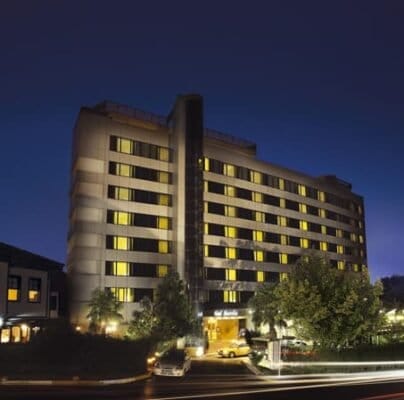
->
xmin=68 ymin=94 xmax=367 ymax=340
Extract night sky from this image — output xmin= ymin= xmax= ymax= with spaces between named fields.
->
xmin=1 ymin=1 xmax=403 ymax=280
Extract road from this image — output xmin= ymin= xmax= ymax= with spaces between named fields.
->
xmin=1 ymin=357 xmax=404 ymax=400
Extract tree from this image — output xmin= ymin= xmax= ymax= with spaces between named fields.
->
xmin=126 ymin=297 xmax=157 ymax=340
xmin=86 ymin=288 xmax=123 ymax=334
xmin=248 ymin=283 xmax=281 ymax=340
xmin=381 ymin=275 xmax=404 ymax=309
xmin=276 ymin=251 xmax=384 ymax=348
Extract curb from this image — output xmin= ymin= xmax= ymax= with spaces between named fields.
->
xmin=0 ymin=372 xmax=151 ymax=386
xmin=242 ymin=359 xmax=263 ymax=376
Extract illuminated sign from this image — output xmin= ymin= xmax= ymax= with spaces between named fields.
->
xmin=213 ymin=309 xmax=239 ymax=317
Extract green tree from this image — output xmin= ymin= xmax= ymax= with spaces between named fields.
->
xmin=126 ymin=296 xmax=157 ymax=339
xmin=86 ymin=288 xmax=123 ymax=334
xmin=248 ymin=283 xmax=281 ymax=339
xmin=276 ymin=251 xmax=383 ymax=348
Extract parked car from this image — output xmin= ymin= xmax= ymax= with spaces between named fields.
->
xmin=153 ymin=349 xmax=191 ymax=377
xmin=218 ymin=341 xmax=251 ymax=358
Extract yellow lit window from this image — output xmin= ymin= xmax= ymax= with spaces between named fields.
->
xmin=225 ymin=206 xmax=236 ymax=217
xmin=226 ymin=247 xmax=237 ymax=259
xmin=352 ymin=263 xmax=359 ymax=272
xmin=321 ymin=225 xmax=327 ymax=234
xmin=280 ymin=272 xmax=288 ymax=281
xmin=299 ymin=203 xmax=307 ymax=213
xmin=28 ymin=290 xmax=40 ymax=302
xmin=114 ymin=211 xmax=130 ymax=225
xmin=225 ymin=226 xmax=237 ymax=238
xmin=117 ymin=163 xmax=131 ymax=177
xmin=336 ymin=229 xmax=343 ymax=238
xmin=204 ymin=245 xmax=209 ymax=257
xmin=114 ymin=261 xmax=130 ymax=276
xmin=250 ymin=170 xmax=262 ymax=184
xmin=223 ymin=290 xmax=237 ymax=303
xmin=318 ymin=191 xmax=326 ymax=202
xmin=252 ymin=192 xmax=263 ymax=203
xmin=280 ymin=198 xmax=286 ymax=208
xmin=319 ymin=209 xmax=326 ymax=218
xmin=8 ymin=289 xmax=19 ymax=302
xmin=358 ymin=221 xmax=363 ymax=229
xmin=337 ymin=245 xmax=344 ymax=254
xmin=226 ymin=269 xmax=237 ymax=281
xmin=225 ymin=185 xmax=236 ymax=197
xmin=158 ymin=194 xmax=170 ymax=206
xmin=359 ymin=235 xmax=364 ymax=244
xmin=300 ymin=220 xmax=308 ymax=231
xmin=320 ymin=241 xmax=328 ymax=251
xmin=158 ymin=171 xmax=169 ymax=184
xmin=253 ymin=230 xmax=263 ymax=242
xmin=279 ymin=178 xmax=285 ymax=190
xmin=255 ymin=211 xmax=265 ymax=223
xmin=278 ymin=216 xmax=287 ymax=226
xmin=350 ymin=233 xmax=357 ymax=242
xmin=204 ymin=223 xmax=209 ymax=234
xmin=117 ymin=187 xmax=130 ymax=201
xmin=254 ymin=250 xmax=264 ymax=262
xmin=362 ymin=264 xmax=367 ymax=272
xmin=298 ymin=184 xmax=306 ymax=197
xmin=114 ymin=236 xmax=129 ymax=250
xmin=280 ymin=253 xmax=288 ymax=264
xmin=158 ymin=216 xmax=169 ymax=230
xmin=300 ymin=238 xmax=309 ymax=248
xmin=158 ymin=147 xmax=170 ymax=162
xmin=117 ymin=138 xmax=132 ymax=154
xmin=280 ymin=235 xmax=289 ymax=245
xmin=358 ymin=205 xmax=363 ymax=215
xmin=158 ymin=264 xmax=168 ymax=277
xmin=204 ymin=181 xmax=208 ymax=192
xmin=337 ymin=261 xmax=345 ymax=271
xmin=257 ymin=271 xmax=264 ymax=282
xmin=204 ymin=157 xmax=210 ymax=171
xmin=224 ymin=163 xmax=235 ymax=177
xmin=204 ymin=202 xmax=208 ymax=213
xmin=158 ymin=240 xmax=169 ymax=253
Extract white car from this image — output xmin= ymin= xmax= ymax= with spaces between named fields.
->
xmin=153 ymin=349 xmax=191 ymax=377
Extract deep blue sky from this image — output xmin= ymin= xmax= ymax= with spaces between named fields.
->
xmin=1 ymin=1 xmax=403 ymax=280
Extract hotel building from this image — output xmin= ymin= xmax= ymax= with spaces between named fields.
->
xmin=68 ymin=95 xmax=367 ymax=340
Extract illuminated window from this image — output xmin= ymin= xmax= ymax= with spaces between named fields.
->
xmin=224 ymin=290 xmax=237 ymax=303
xmin=298 ymin=184 xmax=306 ymax=196
xmin=204 ymin=181 xmax=208 ymax=192
xmin=225 ymin=226 xmax=237 ymax=238
xmin=225 ymin=185 xmax=236 ymax=197
xmin=27 ymin=278 xmax=41 ymax=303
xmin=204 ymin=202 xmax=208 ymax=213
xmin=114 ymin=261 xmax=130 ymax=276
xmin=362 ymin=264 xmax=367 ymax=272
xmin=350 ymin=233 xmax=357 ymax=242
xmin=250 ymin=170 xmax=262 ymax=184
xmin=117 ymin=138 xmax=132 ymax=154
xmin=158 ymin=171 xmax=169 ymax=183
xmin=204 ymin=223 xmax=209 ymax=234
xmin=280 ymin=235 xmax=289 ymax=246
xmin=280 ymin=198 xmax=286 ymax=208
xmin=320 ymin=241 xmax=328 ymax=251
xmin=255 ymin=211 xmax=265 ymax=223
xmin=254 ymin=250 xmax=264 ymax=262
xmin=252 ymin=192 xmax=263 ymax=203
xmin=7 ymin=276 xmax=21 ymax=302
xmin=359 ymin=235 xmax=364 ymax=244
xmin=358 ymin=205 xmax=363 ymax=215
xmin=253 ymin=230 xmax=264 ymax=242
xmin=299 ymin=203 xmax=307 ymax=213
xmin=257 ymin=271 xmax=264 ymax=282
xmin=157 ymin=264 xmax=168 ymax=277
xmin=352 ymin=263 xmax=359 ymax=272
xmin=318 ymin=191 xmax=326 ymax=202
xmin=337 ymin=245 xmax=344 ymax=254
xmin=280 ymin=272 xmax=288 ymax=281
xmin=158 ymin=147 xmax=170 ymax=162
xmin=224 ymin=163 xmax=236 ymax=177
xmin=321 ymin=225 xmax=327 ymax=234
xmin=204 ymin=157 xmax=210 ymax=171
xmin=300 ymin=238 xmax=309 ymax=248
xmin=299 ymin=220 xmax=308 ymax=231
xmin=225 ymin=206 xmax=236 ymax=217
xmin=204 ymin=245 xmax=209 ymax=257
xmin=226 ymin=269 xmax=237 ymax=281
xmin=280 ymin=253 xmax=288 ymax=264
xmin=337 ymin=261 xmax=345 ymax=271
xmin=111 ymin=287 xmax=134 ymax=302
xmin=336 ymin=229 xmax=343 ymax=238
xmin=279 ymin=178 xmax=285 ymax=190
xmin=158 ymin=194 xmax=170 ymax=206
xmin=226 ymin=247 xmax=237 ymax=259
xmin=278 ymin=216 xmax=287 ymax=226
xmin=114 ymin=211 xmax=130 ymax=225
xmin=116 ymin=187 xmax=130 ymax=201
xmin=158 ymin=216 xmax=169 ymax=230
xmin=358 ymin=221 xmax=363 ymax=229
xmin=117 ymin=163 xmax=131 ymax=177
xmin=319 ymin=209 xmax=326 ymax=218
xmin=114 ymin=236 xmax=129 ymax=250
xmin=158 ymin=240 xmax=169 ymax=253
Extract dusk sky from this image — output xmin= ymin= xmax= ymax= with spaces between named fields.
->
xmin=1 ymin=1 xmax=403 ymax=280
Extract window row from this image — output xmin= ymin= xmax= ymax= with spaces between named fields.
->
xmin=108 ymin=185 xmax=171 ymax=206
xmin=106 ymin=235 xmax=171 ymax=253
xmin=107 ymin=210 xmax=171 ymax=230
xmin=105 ymin=261 xmax=169 ymax=277
xmin=205 ymin=181 xmax=359 ymax=226
xmin=205 ymin=267 xmax=280 ymax=283
xmin=7 ymin=276 xmax=41 ymax=303
xmin=109 ymin=162 xmax=172 ymax=184
xmin=106 ymin=287 xmax=154 ymax=303
xmin=204 ymin=158 xmax=361 ymax=213
xmin=208 ymin=289 xmax=255 ymax=304
xmin=110 ymin=136 xmax=172 ymax=162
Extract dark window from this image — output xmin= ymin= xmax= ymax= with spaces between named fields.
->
xmin=206 ymin=268 xmax=226 ymax=280
xmin=209 ymin=290 xmax=223 ymax=303
xmin=326 ymin=227 xmax=337 ymax=236
xmin=237 ymin=166 xmax=249 ymax=181
xmin=207 ymin=181 xmax=225 ymax=195
xmin=240 ymin=291 xmax=254 ymax=304
xmin=264 ymin=174 xmax=279 ymax=188
xmin=266 ymin=232 xmax=281 ymax=244
xmin=49 ymin=294 xmax=58 ymax=311
xmin=239 ymin=248 xmax=254 ymax=261
xmin=311 ymin=240 xmax=320 ymax=250
xmin=289 ymin=236 xmax=300 ymax=247
xmin=266 ymin=271 xmax=280 ymax=283
xmin=265 ymin=213 xmax=278 ymax=225
xmin=306 ymin=187 xmax=318 ymax=199
xmin=208 ymin=224 xmax=225 ymax=236
xmin=237 ymin=187 xmax=251 ymax=200
xmin=285 ymin=199 xmax=299 ymax=211
xmin=310 ymin=223 xmax=322 ymax=233
xmin=264 ymin=194 xmax=280 ymax=207
xmin=328 ymin=243 xmax=337 ymax=252
xmin=265 ymin=252 xmax=279 ymax=263
xmin=207 ymin=202 xmax=225 ymax=215
xmin=284 ymin=180 xmax=299 ymax=194
xmin=207 ymin=245 xmax=226 ymax=258
xmin=327 ymin=210 xmax=337 ymax=221
xmin=307 ymin=205 xmax=318 ymax=215
xmin=238 ymin=228 xmax=252 ymax=240
xmin=237 ymin=207 xmax=253 ymax=220
xmin=133 ymin=263 xmax=157 ymax=277
xmin=209 ymin=159 xmax=224 ymax=174
xmin=135 ymin=166 xmax=158 ymax=181
xmin=288 ymin=218 xmax=299 ymax=229
xmin=133 ymin=238 xmax=159 ymax=252
xmin=134 ymin=288 xmax=154 ymax=302
xmin=238 ymin=269 xmax=255 ymax=282
xmin=134 ymin=213 xmax=157 ymax=228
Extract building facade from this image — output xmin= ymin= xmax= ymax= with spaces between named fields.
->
xmin=68 ymin=95 xmax=367 ymax=340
